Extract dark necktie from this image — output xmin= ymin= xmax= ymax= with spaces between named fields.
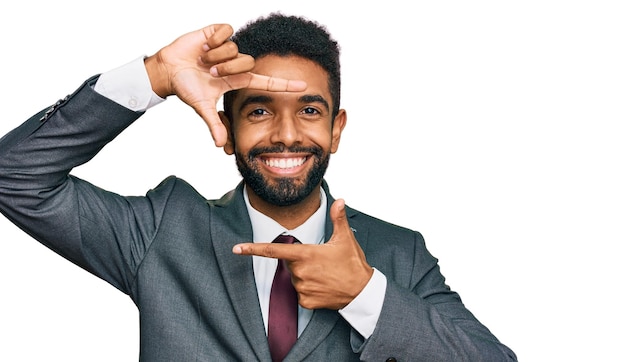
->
xmin=268 ymin=234 xmax=298 ymax=362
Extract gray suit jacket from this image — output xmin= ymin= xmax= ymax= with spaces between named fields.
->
xmin=0 ymin=76 xmax=516 ymax=361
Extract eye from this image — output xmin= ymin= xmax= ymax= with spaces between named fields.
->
xmin=301 ymin=107 xmax=321 ymax=115
xmin=246 ymin=108 xmax=272 ymax=121
xmin=249 ymin=108 xmax=269 ymax=116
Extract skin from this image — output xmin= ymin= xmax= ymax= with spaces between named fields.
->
xmin=144 ymin=24 xmax=373 ymax=310
xmin=221 ymin=55 xmax=343 ymax=228
xmin=144 ymin=24 xmax=307 ymax=147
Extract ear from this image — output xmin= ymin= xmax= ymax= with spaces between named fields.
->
xmin=218 ymin=111 xmax=235 ymax=155
xmin=330 ymin=109 xmax=347 ymax=154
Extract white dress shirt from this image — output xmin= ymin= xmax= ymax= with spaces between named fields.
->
xmin=94 ymin=57 xmax=387 ymax=338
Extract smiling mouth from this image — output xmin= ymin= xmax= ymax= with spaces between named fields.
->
xmin=263 ymin=156 xmax=307 ymax=169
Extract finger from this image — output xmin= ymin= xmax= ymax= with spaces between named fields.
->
xmin=232 ymin=242 xmax=303 ymax=261
xmin=201 ymin=24 xmax=234 ymax=49
xmin=216 ymin=73 xmax=306 ymax=93
xmin=209 ymin=53 xmax=255 ymax=76
xmin=247 ymin=73 xmax=308 ymax=92
xmin=329 ymin=199 xmax=352 ymax=239
xmin=194 ymin=102 xmax=228 ymax=147
xmin=200 ymin=41 xmax=240 ymax=66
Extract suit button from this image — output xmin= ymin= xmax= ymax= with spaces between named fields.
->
xmin=386 ymin=358 xmax=397 ymax=362
xmin=39 ymin=95 xmax=70 ymax=122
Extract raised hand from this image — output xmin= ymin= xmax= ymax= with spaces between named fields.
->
xmin=144 ymin=24 xmax=307 ymax=147
xmin=233 ymin=199 xmax=374 ymax=310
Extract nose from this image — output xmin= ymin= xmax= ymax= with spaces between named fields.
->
xmin=269 ymin=114 xmax=302 ymax=147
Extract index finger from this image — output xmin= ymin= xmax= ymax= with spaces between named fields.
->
xmin=246 ymin=73 xmax=307 ymax=92
xmin=232 ymin=242 xmax=304 ymax=261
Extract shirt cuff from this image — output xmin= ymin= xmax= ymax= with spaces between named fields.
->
xmin=94 ymin=56 xmax=165 ymax=112
xmin=338 ymin=268 xmax=387 ymax=338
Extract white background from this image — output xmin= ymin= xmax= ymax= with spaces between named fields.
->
xmin=1 ymin=1 xmax=624 ymax=361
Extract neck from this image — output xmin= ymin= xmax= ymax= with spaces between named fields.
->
xmin=246 ymin=184 xmax=322 ymax=230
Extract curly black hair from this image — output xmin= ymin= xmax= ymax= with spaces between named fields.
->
xmin=222 ymin=13 xmax=341 ymax=120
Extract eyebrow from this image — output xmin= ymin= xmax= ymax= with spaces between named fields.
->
xmin=238 ymin=94 xmax=330 ymax=112
xmin=239 ymin=95 xmax=273 ymax=110
xmin=298 ymin=95 xmax=329 ymax=112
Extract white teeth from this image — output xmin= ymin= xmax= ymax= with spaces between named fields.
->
xmin=265 ymin=157 xmax=306 ymax=169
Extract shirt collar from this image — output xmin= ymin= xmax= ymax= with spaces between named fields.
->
xmin=243 ymin=185 xmax=327 ymax=245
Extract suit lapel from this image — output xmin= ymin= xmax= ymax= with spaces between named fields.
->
xmin=210 ymin=183 xmax=272 ymax=361
xmin=286 ymin=309 xmax=340 ymax=360
xmin=322 ymin=181 xmax=370 ymax=253
xmin=208 ymin=181 xmax=369 ymax=360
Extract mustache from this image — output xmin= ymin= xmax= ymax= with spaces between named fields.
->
xmin=247 ymin=145 xmax=324 ymax=159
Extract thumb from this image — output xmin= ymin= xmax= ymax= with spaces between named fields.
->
xmin=329 ymin=199 xmax=351 ymax=240
xmin=195 ymin=102 xmax=228 ymax=147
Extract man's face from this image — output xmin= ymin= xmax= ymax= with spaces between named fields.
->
xmin=221 ymin=55 xmax=346 ymax=206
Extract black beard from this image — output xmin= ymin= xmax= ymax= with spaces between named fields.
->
xmin=235 ymin=145 xmax=329 ymax=206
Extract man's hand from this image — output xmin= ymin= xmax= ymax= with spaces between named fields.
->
xmin=144 ymin=24 xmax=307 ymax=147
xmin=233 ymin=199 xmax=374 ymax=310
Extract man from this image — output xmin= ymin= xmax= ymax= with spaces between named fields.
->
xmin=0 ymin=13 xmax=516 ymax=361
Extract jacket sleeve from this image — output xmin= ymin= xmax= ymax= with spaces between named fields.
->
xmin=352 ymin=226 xmax=517 ymax=361
xmin=0 ymin=76 xmax=170 ymax=295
